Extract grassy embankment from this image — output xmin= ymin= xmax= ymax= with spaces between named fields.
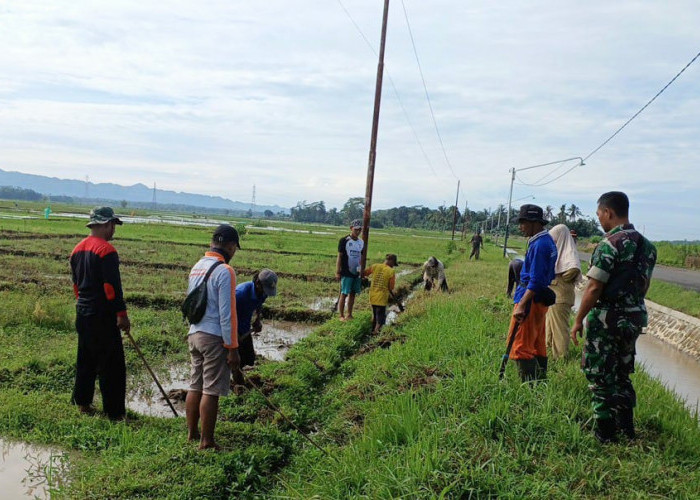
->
xmin=272 ymin=246 xmax=700 ymax=498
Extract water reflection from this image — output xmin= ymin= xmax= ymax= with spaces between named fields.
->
xmin=0 ymin=439 xmax=69 ymax=498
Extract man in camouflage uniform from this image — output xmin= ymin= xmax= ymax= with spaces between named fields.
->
xmin=571 ymin=191 xmax=656 ymax=443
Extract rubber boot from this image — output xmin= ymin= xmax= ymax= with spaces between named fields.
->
xmin=615 ymin=408 xmax=636 ymax=440
xmin=594 ymin=418 xmax=618 ymax=444
xmin=515 ymin=358 xmax=538 ymax=382
xmin=535 ymin=356 xmax=548 ymax=381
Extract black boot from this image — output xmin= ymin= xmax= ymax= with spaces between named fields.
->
xmin=615 ymin=408 xmax=636 ymax=440
xmin=515 ymin=359 xmax=538 ymax=382
xmin=594 ymin=418 xmax=618 ymax=444
xmin=535 ymin=356 xmax=548 ymax=380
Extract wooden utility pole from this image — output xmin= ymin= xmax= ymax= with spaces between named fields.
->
xmin=360 ymin=0 xmax=390 ymax=273
xmin=450 ymin=180 xmax=460 ymax=240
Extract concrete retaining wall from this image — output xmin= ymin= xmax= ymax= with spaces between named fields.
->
xmin=645 ymin=300 xmax=700 ymax=361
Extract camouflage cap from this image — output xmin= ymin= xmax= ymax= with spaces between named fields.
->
xmin=86 ymin=206 xmax=123 ymax=227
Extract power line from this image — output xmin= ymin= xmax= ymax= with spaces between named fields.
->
xmin=400 ymin=0 xmax=459 ymax=180
xmin=335 ymin=0 xmax=438 ymax=176
xmin=515 ymin=50 xmax=700 ymax=188
xmin=583 ymin=50 xmax=700 ymax=163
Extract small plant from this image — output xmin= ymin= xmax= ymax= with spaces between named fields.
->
xmin=235 ymin=223 xmax=248 ymax=237
xmin=32 ymin=301 xmax=48 ymax=325
xmin=446 ymin=240 xmax=457 ymax=255
xmin=590 ymin=235 xmax=602 ymax=244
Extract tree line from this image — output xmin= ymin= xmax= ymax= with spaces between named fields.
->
xmin=289 ymin=198 xmax=603 ymax=237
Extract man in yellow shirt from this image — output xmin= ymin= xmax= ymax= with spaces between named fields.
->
xmin=363 ymin=254 xmax=398 ymax=334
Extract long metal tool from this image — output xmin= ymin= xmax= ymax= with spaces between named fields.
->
xmin=124 ymin=330 xmax=179 ymax=417
xmin=237 ymin=369 xmax=332 ymax=459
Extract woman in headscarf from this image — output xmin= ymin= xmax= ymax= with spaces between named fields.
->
xmin=546 ymin=224 xmax=581 ymax=358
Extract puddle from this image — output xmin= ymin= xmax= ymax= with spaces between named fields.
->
xmin=395 ymin=268 xmax=416 ymax=279
xmin=126 ymin=366 xmax=189 ymax=418
xmin=308 ymin=297 xmax=337 ymax=312
xmin=252 ymin=320 xmax=315 ymax=361
xmin=0 ymin=439 xmax=69 ymax=499
xmin=246 ymin=225 xmax=334 ymax=235
xmin=127 ymin=322 xmax=315 ymax=417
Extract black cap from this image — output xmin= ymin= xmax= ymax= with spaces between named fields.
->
xmin=518 ymin=204 xmax=548 ymax=225
xmin=212 ymin=224 xmax=241 ymax=249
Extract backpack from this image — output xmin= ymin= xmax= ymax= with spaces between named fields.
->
xmin=181 ymin=261 xmax=224 ymax=324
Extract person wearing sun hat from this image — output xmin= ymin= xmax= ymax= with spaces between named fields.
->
xmin=504 ymin=204 xmax=557 ymax=382
xmin=69 ymin=206 xmax=130 ymax=420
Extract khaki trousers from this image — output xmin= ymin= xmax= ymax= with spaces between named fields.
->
xmin=545 ymin=268 xmax=579 ymax=359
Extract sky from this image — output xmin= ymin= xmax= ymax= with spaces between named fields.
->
xmin=1 ymin=0 xmax=699 ymax=240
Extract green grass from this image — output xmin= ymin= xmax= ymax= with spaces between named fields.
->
xmin=1 ymin=211 xmax=699 ymax=498
xmin=646 ymin=280 xmax=700 ymax=319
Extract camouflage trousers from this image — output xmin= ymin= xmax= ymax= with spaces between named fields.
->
xmin=582 ymin=307 xmax=641 ymax=420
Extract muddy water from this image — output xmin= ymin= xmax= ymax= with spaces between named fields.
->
xmin=573 ymin=287 xmax=700 ymax=414
xmin=0 ymin=439 xmax=69 ymax=498
xmin=127 ymin=321 xmax=314 ymax=417
xmin=636 ymin=334 xmax=700 ymax=413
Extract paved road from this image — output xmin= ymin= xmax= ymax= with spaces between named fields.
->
xmin=579 ymin=252 xmax=700 ymax=292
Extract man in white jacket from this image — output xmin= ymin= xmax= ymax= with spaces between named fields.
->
xmin=185 ymin=224 xmax=241 ymax=450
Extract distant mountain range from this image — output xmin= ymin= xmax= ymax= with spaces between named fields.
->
xmin=0 ymin=168 xmax=288 ymax=214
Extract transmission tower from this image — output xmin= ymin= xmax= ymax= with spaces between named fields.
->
xmin=251 ymin=184 xmax=256 ymax=216
xmin=85 ymin=175 xmax=90 ymax=199
xmin=152 ymin=182 xmax=157 ymax=210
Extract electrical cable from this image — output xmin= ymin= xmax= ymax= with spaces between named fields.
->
xmin=400 ymin=0 xmax=459 ymax=181
xmin=583 ymin=50 xmax=700 ymax=163
xmin=335 ymin=0 xmax=438 ymax=175
xmin=515 ymin=50 xmax=700 ymax=188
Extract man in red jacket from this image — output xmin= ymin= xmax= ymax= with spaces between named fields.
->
xmin=70 ymin=207 xmax=131 ymax=420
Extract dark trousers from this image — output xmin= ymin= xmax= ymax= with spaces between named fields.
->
xmin=72 ymin=311 xmax=126 ymax=419
xmin=372 ymin=305 xmax=387 ymax=332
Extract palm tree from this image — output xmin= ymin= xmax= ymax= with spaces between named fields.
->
xmin=558 ymin=204 xmax=567 ymax=224
xmin=568 ymin=204 xmax=582 ymax=222
xmin=545 ymin=205 xmax=554 ymax=221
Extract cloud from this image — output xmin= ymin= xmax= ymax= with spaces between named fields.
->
xmin=0 ymin=0 xmax=699 ymax=240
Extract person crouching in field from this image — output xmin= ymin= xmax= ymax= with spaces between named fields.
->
xmin=335 ymin=219 xmax=364 ymax=321
xmin=545 ymin=224 xmax=581 ymax=359
xmin=423 ymin=256 xmax=448 ymax=291
xmin=505 ymin=204 xmax=557 ymax=382
xmin=70 ymin=207 xmax=130 ymax=420
xmin=363 ymin=254 xmax=398 ymax=334
xmin=232 ymin=269 xmax=278 ymax=385
xmin=185 ymin=224 xmax=241 ymax=450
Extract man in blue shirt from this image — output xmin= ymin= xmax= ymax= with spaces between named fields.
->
xmin=233 ymin=269 xmax=278 ymax=383
xmin=505 ymin=204 xmax=557 ymax=382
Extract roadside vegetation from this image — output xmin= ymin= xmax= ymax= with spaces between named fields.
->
xmin=0 ymin=203 xmax=698 ymax=498
xmin=646 ymin=280 xmax=700 ymax=319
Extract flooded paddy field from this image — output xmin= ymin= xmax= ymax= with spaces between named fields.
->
xmin=0 ymin=203 xmax=446 ymax=496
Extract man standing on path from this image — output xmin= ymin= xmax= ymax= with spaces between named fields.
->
xmin=469 ymin=231 xmax=484 ymax=260
xmin=571 ymin=192 xmax=656 ymax=443
xmin=505 ymin=205 xmax=557 ymax=382
xmin=232 ymin=269 xmax=278 ymax=383
xmin=185 ymin=224 xmax=241 ymax=450
xmin=335 ymin=219 xmax=364 ymax=321
xmin=70 ymin=207 xmax=130 ymax=420
xmin=363 ymin=254 xmax=398 ymax=334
